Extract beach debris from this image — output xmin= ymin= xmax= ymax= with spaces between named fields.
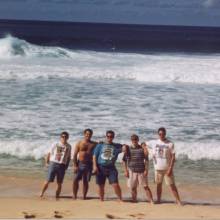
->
xmin=105 ymin=213 xmax=122 ymax=219
xmin=22 ymin=212 xmax=36 ymax=219
xmin=128 ymin=213 xmax=145 ymax=219
xmin=54 ymin=211 xmax=63 ymax=218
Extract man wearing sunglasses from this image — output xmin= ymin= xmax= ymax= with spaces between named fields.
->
xmin=93 ymin=130 xmax=127 ymax=201
xmin=147 ymin=127 xmax=181 ymax=205
xmin=40 ymin=131 xmax=71 ymax=199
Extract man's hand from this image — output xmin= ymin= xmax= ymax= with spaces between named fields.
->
xmin=45 ymin=162 xmax=49 ymax=168
xmin=73 ymin=166 xmax=78 ymax=174
xmin=124 ymin=170 xmax=129 ymax=178
xmin=166 ymin=168 xmax=173 ymax=177
xmin=92 ymin=166 xmax=99 ymax=174
xmin=143 ymin=170 xmax=148 ymax=177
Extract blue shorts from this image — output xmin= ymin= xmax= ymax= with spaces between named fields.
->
xmin=47 ymin=162 xmax=66 ymax=184
xmin=96 ymin=165 xmax=118 ymax=185
xmin=74 ymin=162 xmax=93 ymax=182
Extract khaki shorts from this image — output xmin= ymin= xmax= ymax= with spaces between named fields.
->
xmin=155 ymin=170 xmax=175 ymax=185
xmin=127 ymin=169 xmax=148 ymax=189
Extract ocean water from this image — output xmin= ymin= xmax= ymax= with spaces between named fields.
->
xmin=0 ymin=35 xmax=220 ymax=185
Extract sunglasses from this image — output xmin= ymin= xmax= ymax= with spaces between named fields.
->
xmin=158 ymin=132 xmax=165 ymax=136
xmin=106 ymin=135 xmax=114 ymax=138
xmin=61 ymin=135 xmax=68 ymax=139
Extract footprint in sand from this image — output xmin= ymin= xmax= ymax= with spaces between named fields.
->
xmin=106 ymin=213 xmax=122 ymax=219
xmin=22 ymin=212 xmax=36 ymax=219
xmin=54 ymin=211 xmax=63 ymax=219
xmin=129 ymin=213 xmax=145 ymax=219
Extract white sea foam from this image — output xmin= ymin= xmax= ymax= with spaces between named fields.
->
xmin=0 ymin=35 xmax=219 ymax=163
xmin=0 ymin=36 xmax=220 ymax=84
xmin=0 ymin=35 xmax=78 ymax=59
xmin=0 ymin=140 xmax=220 ymax=161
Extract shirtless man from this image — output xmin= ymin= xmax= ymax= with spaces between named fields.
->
xmin=73 ymin=128 xmax=97 ymax=199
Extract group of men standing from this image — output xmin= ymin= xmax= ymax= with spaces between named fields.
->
xmin=40 ymin=128 xmax=181 ymax=205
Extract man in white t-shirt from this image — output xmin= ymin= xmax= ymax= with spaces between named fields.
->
xmin=147 ymin=127 xmax=181 ymax=205
xmin=40 ymin=131 xmax=71 ymax=199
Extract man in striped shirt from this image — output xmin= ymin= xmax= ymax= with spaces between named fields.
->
xmin=123 ymin=134 xmax=154 ymax=203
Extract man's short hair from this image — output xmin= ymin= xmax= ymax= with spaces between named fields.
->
xmin=158 ymin=127 xmax=166 ymax=134
xmin=60 ymin=131 xmax=69 ymax=138
xmin=84 ymin=128 xmax=93 ymax=135
xmin=106 ymin=130 xmax=115 ymax=137
xmin=131 ymin=134 xmax=139 ymax=140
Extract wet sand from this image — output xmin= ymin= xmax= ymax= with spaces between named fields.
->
xmin=0 ymin=175 xmax=220 ymax=219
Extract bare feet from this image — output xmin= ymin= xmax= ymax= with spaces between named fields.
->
xmin=39 ymin=193 xmax=44 ymax=199
xmin=155 ymin=200 xmax=161 ymax=204
xmin=149 ymin=200 xmax=155 ymax=205
xmin=176 ymin=200 xmax=183 ymax=206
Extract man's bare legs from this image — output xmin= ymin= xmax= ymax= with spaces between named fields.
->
xmin=40 ymin=181 xmax=62 ymax=199
xmin=131 ymin=188 xmax=137 ymax=202
xmin=82 ymin=175 xmax=89 ymax=200
xmin=144 ymin=186 xmax=154 ymax=204
xmin=157 ymin=183 xmax=181 ymax=205
xmin=98 ymin=184 xmax=105 ymax=201
xmin=56 ymin=183 xmax=62 ymax=199
xmin=73 ymin=180 xmax=79 ymax=199
xmin=156 ymin=183 xmax=162 ymax=204
xmin=170 ymin=184 xmax=182 ymax=205
xmin=111 ymin=183 xmax=122 ymax=201
xmin=40 ymin=181 xmax=50 ymax=198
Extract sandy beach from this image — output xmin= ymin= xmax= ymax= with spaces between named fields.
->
xmin=0 ymin=175 xmax=220 ymax=219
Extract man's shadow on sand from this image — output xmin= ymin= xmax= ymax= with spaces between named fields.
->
xmin=59 ymin=196 xmax=220 ymax=207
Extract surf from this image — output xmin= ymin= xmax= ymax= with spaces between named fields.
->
xmin=0 ymin=35 xmax=220 ymax=84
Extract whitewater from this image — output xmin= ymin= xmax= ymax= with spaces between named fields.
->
xmin=0 ymin=35 xmax=220 ymax=171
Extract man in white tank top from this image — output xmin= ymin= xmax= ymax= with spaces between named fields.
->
xmin=147 ymin=127 xmax=182 ymax=205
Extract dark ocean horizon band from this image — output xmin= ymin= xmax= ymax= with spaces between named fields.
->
xmin=0 ymin=19 xmax=220 ymax=51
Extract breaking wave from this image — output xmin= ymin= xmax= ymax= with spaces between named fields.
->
xmin=0 ymin=140 xmax=220 ymax=161
xmin=0 ymin=35 xmax=220 ymax=84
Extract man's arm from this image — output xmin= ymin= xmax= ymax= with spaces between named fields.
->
xmin=92 ymin=144 xmax=100 ymax=174
xmin=143 ymin=148 xmax=149 ymax=176
xmin=167 ymin=153 xmax=175 ymax=176
xmin=122 ymin=144 xmax=129 ymax=153
xmin=73 ymin=142 xmax=80 ymax=172
xmin=45 ymin=152 xmax=50 ymax=166
xmin=167 ymin=144 xmax=175 ymax=176
xmin=65 ymin=147 xmax=71 ymax=170
xmin=122 ymin=153 xmax=129 ymax=178
xmin=92 ymin=155 xmax=99 ymax=174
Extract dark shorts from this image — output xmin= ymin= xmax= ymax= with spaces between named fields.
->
xmin=74 ymin=162 xmax=93 ymax=182
xmin=96 ymin=165 xmax=118 ymax=185
xmin=47 ymin=162 xmax=66 ymax=184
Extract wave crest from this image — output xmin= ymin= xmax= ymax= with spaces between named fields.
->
xmin=0 ymin=35 xmax=76 ymax=58
xmin=0 ymin=140 xmax=219 ymax=161
xmin=1 ymin=35 xmax=220 ymax=84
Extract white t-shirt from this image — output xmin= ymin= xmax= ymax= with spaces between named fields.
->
xmin=49 ymin=142 xmax=71 ymax=165
xmin=147 ymin=139 xmax=175 ymax=171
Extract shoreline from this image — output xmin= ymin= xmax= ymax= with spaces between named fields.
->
xmin=0 ymin=175 xmax=220 ymax=219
